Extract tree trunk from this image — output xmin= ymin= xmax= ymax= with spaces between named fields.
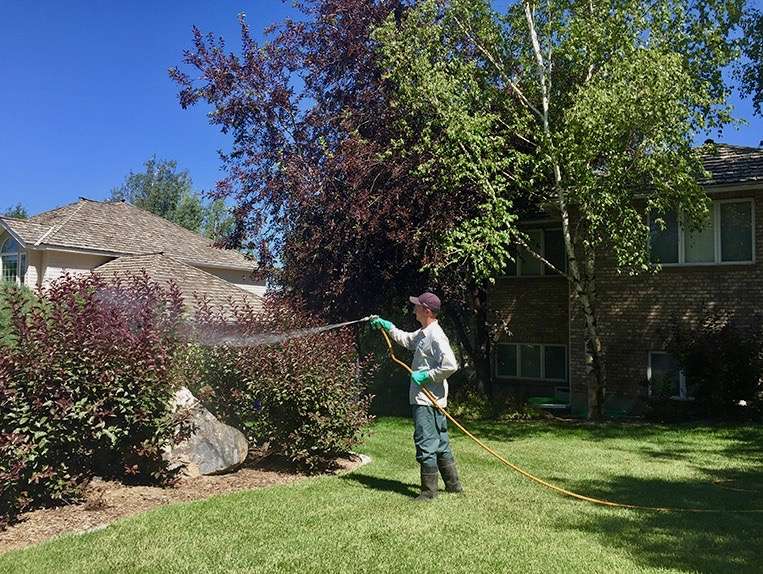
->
xmin=576 ymin=274 xmax=606 ymax=419
xmin=557 ymin=200 xmax=606 ymax=419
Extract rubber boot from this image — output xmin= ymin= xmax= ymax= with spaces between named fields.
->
xmin=414 ymin=464 xmax=439 ymax=502
xmin=437 ymin=457 xmax=464 ymax=494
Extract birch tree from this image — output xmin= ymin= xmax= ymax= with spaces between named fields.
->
xmin=375 ymin=0 xmax=747 ymax=417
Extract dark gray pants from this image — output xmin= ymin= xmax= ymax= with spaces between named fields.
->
xmin=412 ymin=404 xmax=454 ymax=466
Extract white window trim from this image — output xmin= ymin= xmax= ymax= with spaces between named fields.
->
xmin=505 ymin=228 xmax=566 ymax=278
xmin=650 ymin=198 xmax=755 ymax=267
xmin=1 ymin=237 xmax=26 ymax=286
xmin=495 ymin=342 xmax=568 ymax=382
xmin=647 ymin=351 xmax=693 ymax=401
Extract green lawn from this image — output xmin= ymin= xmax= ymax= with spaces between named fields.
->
xmin=2 ymin=418 xmax=762 ymax=574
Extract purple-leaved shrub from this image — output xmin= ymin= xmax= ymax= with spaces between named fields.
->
xmin=0 ymin=273 xmax=186 ymax=528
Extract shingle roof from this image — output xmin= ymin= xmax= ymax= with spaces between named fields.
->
xmin=94 ymin=253 xmax=262 ymax=317
xmin=0 ymin=217 xmax=54 ymax=244
xmin=20 ymin=198 xmax=254 ymax=270
xmin=700 ymin=143 xmax=763 ymax=186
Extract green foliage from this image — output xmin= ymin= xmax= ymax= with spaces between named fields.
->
xmin=181 ymin=297 xmax=376 ymax=472
xmin=111 ymin=157 xmax=196 ymax=227
xmin=202 ymin=199 xmax=235 ymax=244
xmin=447 ymin=385 xmax=545 ymax=420
xmin=738 ymin=8 xmax=763 ymax=116
xmin=0 ymin=285 xmax=36 ymax=348
xmin=376 ymin=0 xmax=745 ymax=277
xmin=110 ymin=156 xmax=234 ymax=241
xmin=661 ymin=310 xmax=763 ymax=419
xmin=2 ymin=203 xmax=28 ymax=219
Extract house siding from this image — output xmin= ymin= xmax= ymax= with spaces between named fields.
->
xmin=38 ymin=250 xmax=113 ymax=287
xmin=492 ymin=187 xmax=762 ymax=415
xmin=199 ymin=266 xmax=267 ymax=298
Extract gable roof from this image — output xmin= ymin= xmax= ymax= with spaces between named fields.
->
xmin=0 ymin=217 xmax=53 ymax=245
xmin=0 ymin=198 xmax=254 ymax=271
xmin=700 ymin=143 xmax=763 ymax=186
xmin=94 ymin=253 xmax=262 ymax=316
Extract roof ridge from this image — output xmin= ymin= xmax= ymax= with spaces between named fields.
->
xmin=26 ymin=200 xmax=80 ymax=224
xmin=35 ymin=200 xmax=87 ymax=246
xmin=702 ymin=143 xmax=763 ymax=152
xmin=117 ymin=201 xmax=218 ymax=247
xmin=0 ymin=215 xmax=40 ymax=223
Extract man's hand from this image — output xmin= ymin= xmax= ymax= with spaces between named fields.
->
xmin=411 ymin=370 xmax=430 ymax=386
xmin=370 ymin=315 xmax=394 ymax=332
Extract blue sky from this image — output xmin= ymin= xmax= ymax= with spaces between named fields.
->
xmin=1 ymin=1 xmax=761 ymax=216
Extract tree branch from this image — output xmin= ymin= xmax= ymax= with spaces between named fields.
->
xmin=452 ymin=12 xmax=543 ymax=119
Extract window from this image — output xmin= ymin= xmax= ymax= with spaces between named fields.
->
xmin=495 ymin=343 xmax=567 ymax=381
xmin=650 ymin=199 xmax=754 ymax=265
xmin=1 ymin=237 xmax=26 ymax=284
xmin=648 ymin=352 xmax=693 ymax=400
xmin=506 ymin=228 xmax=567 ymax=276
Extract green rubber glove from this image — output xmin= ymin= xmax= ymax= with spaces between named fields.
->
xmin=370 ymin=315 xmax=394 ymax=332
xmin=411 ymin=370 xmax=430 ymax=386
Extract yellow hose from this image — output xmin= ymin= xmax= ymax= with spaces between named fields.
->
xmin=379 ymin=329 xmax=763 ymax=513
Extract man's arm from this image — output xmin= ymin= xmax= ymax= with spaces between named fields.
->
xmin=388 ymin=326 xmax=420 ymax=351
xmin=424 ymin=337 xmax=459 ymax=383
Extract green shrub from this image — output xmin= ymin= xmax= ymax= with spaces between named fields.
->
xmin=650 ymin=310 xmax=763 ymax=420
xmin=182 ymin=296 xmax=375 ymax=471
xmin=0 ymin=273 xmax=186 ymax=528
xmin=447 ymin=384 xmax=545 ymax=421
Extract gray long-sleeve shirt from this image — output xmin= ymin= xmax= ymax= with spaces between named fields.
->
xmin=388 ymin=321 xmax=459 ymax=407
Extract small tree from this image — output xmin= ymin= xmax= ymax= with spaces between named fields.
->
xmin=110 ymin=156 xmax=205 ymax=233
xmin=182 ymin=295 xmax=376 ymax=471
xmin=0 ymin=273 xmax=186 ymax=527
xmin=375 ymin=0 xmax=746 ymax=418
xmin=2 ymin=203 xmax=28 ymax=219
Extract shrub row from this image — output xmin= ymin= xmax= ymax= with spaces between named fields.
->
xmin=0 ymin=274 xmax=186 ymax=528
xmin=1 ymin=275 xmax=376 ymax=528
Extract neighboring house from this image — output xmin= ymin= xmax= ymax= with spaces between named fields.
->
xmin=490 ymin=143 xmax=763 ymax=415
xmin=0 ymin=197 xmax=264 ymax=315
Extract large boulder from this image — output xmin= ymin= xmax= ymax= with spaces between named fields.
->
xmin=166 ymin=387 xmax=249 ymax=477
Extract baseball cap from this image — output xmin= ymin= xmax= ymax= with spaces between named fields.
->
xmin=409 ymin=291 xmax=441 ymax=312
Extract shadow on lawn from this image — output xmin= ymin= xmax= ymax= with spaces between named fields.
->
xmin=558 ymin=466 xmax=763 ymax=574
xmin=338 ymin=473 xmax=419 ymax=498
xmin=459 ymin=420 xmax=763 ymax=452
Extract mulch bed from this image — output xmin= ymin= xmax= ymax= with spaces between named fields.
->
xmin=0 ymin=454 xmax=367 ymax=555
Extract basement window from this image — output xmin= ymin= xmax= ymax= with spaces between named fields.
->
xmin=649 ymin=199 xmax=754 ymax=265
xmin=495 ymin=343 xmax=567 ymax=382
xmin=647 ymin=352 xmax=693 ymax=400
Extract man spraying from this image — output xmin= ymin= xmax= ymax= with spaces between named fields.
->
xmin=371 ymin=292 xmax=463 ymax=501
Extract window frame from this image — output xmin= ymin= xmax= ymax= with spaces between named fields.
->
xmin=505 ymin=227 xmax=567 ymax=277
xmin=495 ymin=342 xmax=568 ymax=382
xmin=649 ymin=198 xmax=755 ymax=267
xmin=647 ymin=351 xmax=693 ymax=401
xmin=0 ymin=236 xmax=26 ymax=285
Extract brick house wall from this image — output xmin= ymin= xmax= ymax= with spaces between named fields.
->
xmin=490 ymin=181 xmax=761 ymax=415
xmin=569 ymin=187 xmax=762 ymax=414
xmin=489 ymin=273 xmax=569 ymax=398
